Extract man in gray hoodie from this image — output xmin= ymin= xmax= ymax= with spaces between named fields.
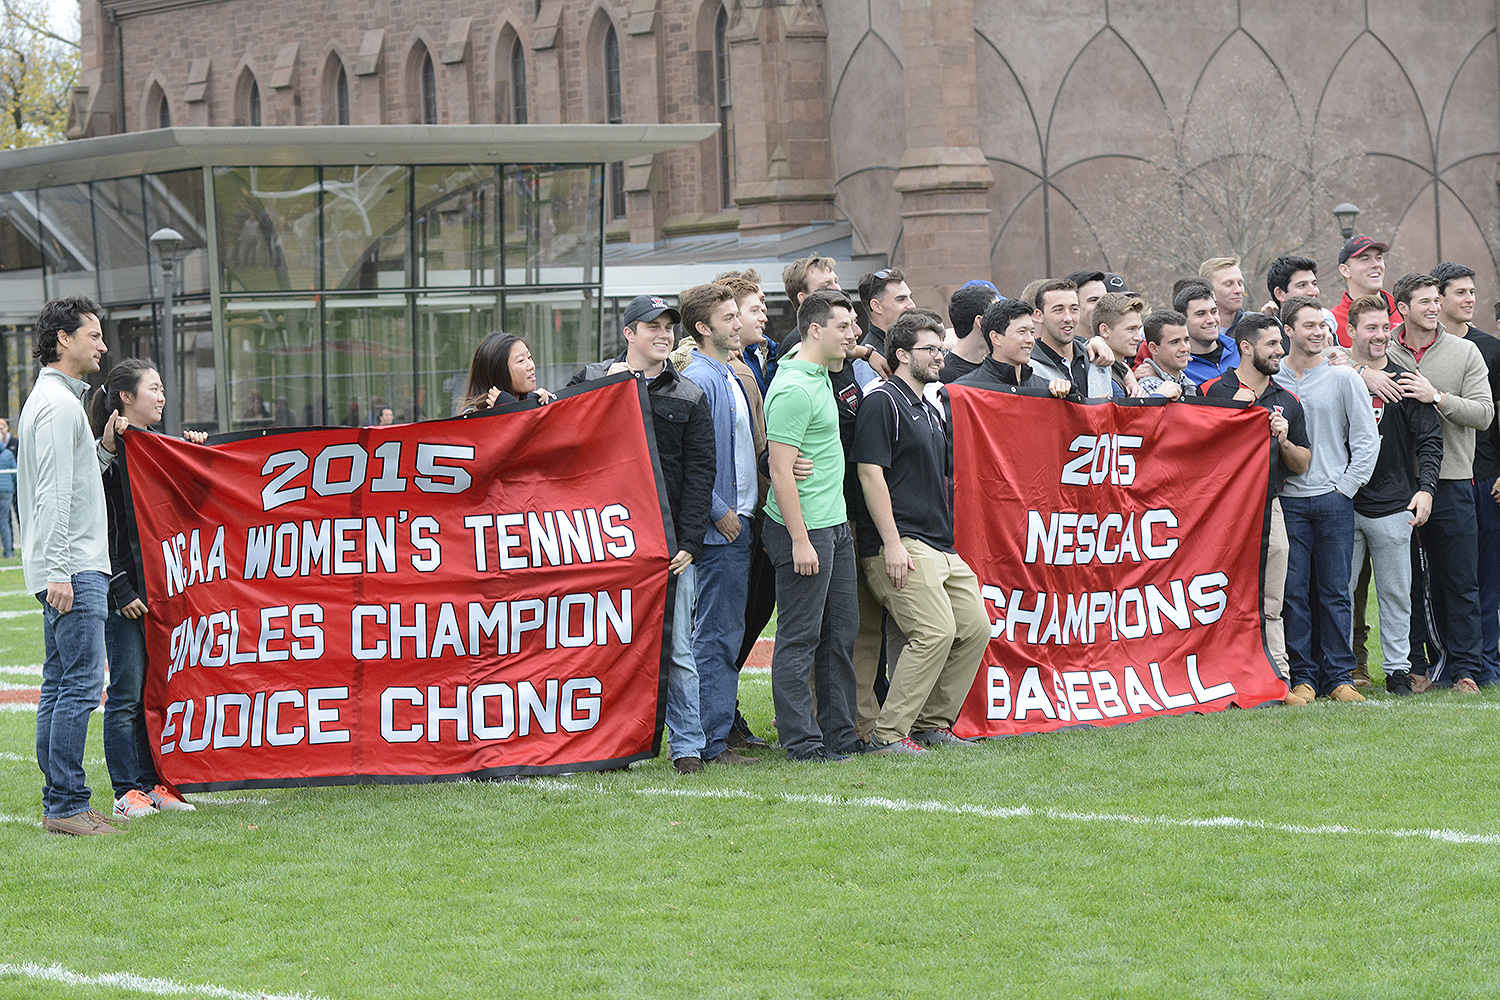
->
xmin=20 ymin=296 xmax=120 ymax=836
xmin=1275 ymin=296 xmax=1380 ymax=702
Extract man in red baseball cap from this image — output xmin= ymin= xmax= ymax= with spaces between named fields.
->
xmin=1331 ymin=235 xmax=1400 ymax=349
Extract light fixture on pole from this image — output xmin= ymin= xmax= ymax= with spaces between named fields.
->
xmin=149 ymin=227 xmax=184 ymax=436
xmin=1333 ymin=202 xmax=1361 ymax=240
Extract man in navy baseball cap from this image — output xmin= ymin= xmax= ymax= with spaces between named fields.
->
xmin=622 ymin=294 xmax=681 ymax=327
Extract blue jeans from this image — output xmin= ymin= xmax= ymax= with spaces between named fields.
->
xmin=1474 ymin=476 xmax=1500 ymax=684
xmin=762 ymin=519 xmax=859 ymax=759
xmin=694 ymin=517 xmax=752 ymax=760
xmin=1282 ymin=491 xmax=1357 ymax=695
xmin=0 ymin=489 xmax=12 ymax=556
xmin=35 ymin=571 xmax=108 ymax=818
xmin=104 ymin=611 xmax=160 ymax=797
xmin=665 ymin=563 xmax=705 ymax=761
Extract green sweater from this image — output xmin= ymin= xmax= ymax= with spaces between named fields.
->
xmin=1388 ymin=323 xmax=1496 ymax=481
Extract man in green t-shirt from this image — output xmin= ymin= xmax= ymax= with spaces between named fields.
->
xmin=763 ymin=287 xmax=861 ymax=762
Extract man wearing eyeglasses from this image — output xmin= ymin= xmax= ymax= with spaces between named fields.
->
xmin=854 ymin=308 xmax=989 ymax=755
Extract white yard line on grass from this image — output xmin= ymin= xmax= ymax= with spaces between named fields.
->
xmin=0 ymin=609 xmax=40 ymax=618
xmin=599 ymin=784 xmax=1500 ymax=846
xmin=0 ymin=962 xmax=330 ymax=1000
xmin=0 ymin=813 xmax=41 ymax=827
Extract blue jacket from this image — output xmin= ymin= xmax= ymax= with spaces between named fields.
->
xmin=682 ymin=349 xmax=761 ymax=546
xmin=1184 ymin=333 xmax=1241 ymax=388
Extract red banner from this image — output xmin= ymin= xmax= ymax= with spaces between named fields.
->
xmin=946 ymin=388 xmax=1286 ymax=737
xmin=122 ymin=377 xmax=671 ymax=789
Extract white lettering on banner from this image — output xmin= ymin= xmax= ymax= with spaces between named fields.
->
xmin=465 ymin=504 xmax=637 ymax=571
xmin=260 ymin=442 xmax=474 ymax=512
xmin=160 ymin=687 xmax=351 ymax=752
xmin=1059 ymin=433 xmax=1143 ymax=486
xmin=1023 ymin=508 xmax=1179 ymax=565
xmin=351 ymin=591 xmax=633 ymax=661
xmin=982 ymin=573 xmax=1227 ymax=646
xmin=379 ymin=678 xmax=603 ymax=744
xmin=984 ymin=660 xmax=1237 ymax=721
xmin=167 ymin=604 xmax=325 ymax=680
xmin=159 ymin=526 xmax=229 ymax=597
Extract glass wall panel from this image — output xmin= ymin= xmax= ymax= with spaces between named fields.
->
xmin=215 ymin=166 xmax=319 ymax=293
xmin=503 ymin=165 xmax=601 ymax=286
xmin=0 ymin=325 xmax=40 ymax=418
xmin=416 ymin=292 xmax=499 ymax=419
xmin=93 ymin=177 xmax=151 ymax=304
xmin=323 ymin=295 xmax=410 ymax=425
xmin=224 ymin=297 xmax=321 ymax=429
xmin=503 ymin=287 xmax=598 ymax=391
xmin=323 ymin=165 xmax=409 ymax=291
xmin=414 ymin=165 xmax=497 ymax=288
xmin=0 ymin=191 xmax=45 ymax=319
xmin=110 ymin=299 xmax=217 ymax=432
xmin=145 ymin=169 xmax=211 ymax=296
xmin=38 ymin=184 xmax=97 ymax=301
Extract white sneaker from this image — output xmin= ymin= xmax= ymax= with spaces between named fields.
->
xmin=114 ymin=789 xmax=159 ymax=818
xmin=148 ymin=784 xmax=196 ymax=812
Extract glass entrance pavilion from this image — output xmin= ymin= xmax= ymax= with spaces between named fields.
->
xmin=0 ymin=124 xmax=713 ymax=431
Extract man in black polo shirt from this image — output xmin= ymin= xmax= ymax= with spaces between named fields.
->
xmin=1203 ymin=313 xmax=1311 ymax=702
xmin=853 ymin=309 xmax=990 ymax=755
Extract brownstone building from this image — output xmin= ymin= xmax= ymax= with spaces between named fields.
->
xmin=58 ymin=0 xmax=1500 ymax=314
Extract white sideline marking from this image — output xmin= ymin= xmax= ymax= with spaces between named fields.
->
xmin=621 ymin=786 xmax=1500 ymax=846
xmin=0 ymin=609 xmax=40 ymax=618
xmin=0 ymin=664 xmax=43 ymax=674
xmin=0 ymin=702 xmax=39 ymax=712
xmin=0 ymin=680 xmax=40 ymax=691
xmin=192 ymin=794 xmax=274 ymax=806
xmin=0 ymin=962 xmax=330 ymax=999
xmin=0 ymin=813 xmax=41 ymax=827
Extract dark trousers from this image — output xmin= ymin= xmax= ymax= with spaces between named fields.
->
xmin=1475 ymin=476 xmax=1500 ymax=684
xmin=734 ymin=519 xmax=778 ymax=671
xmin=762 ymin=519 xmax=858 ymax=759
xmin=1410 ymin=479 xmax=1484 ymax=684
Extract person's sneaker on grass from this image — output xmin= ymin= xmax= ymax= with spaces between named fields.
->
xmin=869 ymin=736 xmax=929 ymax=756
xmin=114 ymin=789 xmax=159 ymax=818
xmin=1386 ymin=671 xmax=1413 ymax=696
xmin=42 ymin=811 xmax=120 ymax=836
xmin=1350 ymin=665 xmax=1374 ymax=690
xmin=790 ymin=748 xmax=851 ymax=763
xmin=1290 ymin=683 xmax=1316 ymax=702
xmin=1410 ymin=673 xmax=1433 ymax=693
xmin=1328 ymin=683 xmax=1365 ymax=702
xmin=148 ymin=784 xmax=195 ymax=812
xmin=911 ymin=727 xmax=978 ymax=748
xmin=1283 ymin=688 xmax=1310 ymax=706
xmin=1453 ymin=677 xmax=1481 ymax=694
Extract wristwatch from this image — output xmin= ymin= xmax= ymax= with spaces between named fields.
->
xmin=1433 ymin=391 xmax=1445 ymax=409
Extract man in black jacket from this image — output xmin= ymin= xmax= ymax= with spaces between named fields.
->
xmin=569 ymin=294 xmax=717 ymax=773
xmin=1346 ymin=294 xmax=1445 ymax=694
xmin=953 ymin=298 xmax=1071 ymax=396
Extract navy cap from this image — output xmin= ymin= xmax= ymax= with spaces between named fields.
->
xmin=622 ymin=294 xmax=681 ymax=326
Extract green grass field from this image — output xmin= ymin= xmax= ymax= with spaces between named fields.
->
xmin=3 ymin=559 xmax=1500 ymax=1000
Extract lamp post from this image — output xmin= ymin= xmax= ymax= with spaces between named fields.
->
xmin=149 ymin=227 xmax=184 ymax=436
xmin=1333 ymin=202 xmax=1361 ymax=240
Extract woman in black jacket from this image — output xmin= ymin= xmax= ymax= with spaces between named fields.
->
xmin=458 ymin=333 xmax=555 ymax=413
xmin=89 ymin=358 xmax=206 ymax=818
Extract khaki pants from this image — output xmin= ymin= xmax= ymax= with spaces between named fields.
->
xmin=862 ymin=537 xmax=990 ymax=744
xmin=1264 ymin=497 xmax=1289 ymax=678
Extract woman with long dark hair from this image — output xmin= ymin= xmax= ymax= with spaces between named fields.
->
xmin=88 ymin=358 xmax=207 ymax=818
xmin=458 ymin=332 xmax=554 ymax=413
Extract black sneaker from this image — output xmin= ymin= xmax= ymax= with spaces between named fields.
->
xmin=790 ymin=748 xmax=852 ymax=763
xmin=1386 ymin=671 xmax=1413 ymax=696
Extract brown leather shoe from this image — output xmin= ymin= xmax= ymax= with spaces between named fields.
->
xmin=672 ymin=756 xmax=704 ymax=774
xmin=1411 ymin=673 xmax=1433 ymax=693
xmin=1283 ymin=689 xmax=1310 ymax=706
xmin=1454 ymin=677 xmax=1481 ymax=694
xmin=1290 ymin=683 xmax=1316 ymax=703
xmin=1350 ymin=665 xmax=1373 ymax=690
xmin=709 ymin=749 xmax=761 ymax=765
xmin=43 ymin=812 xmax=120 ymax=836
xmin=1329 ymin=683 xmax=1365 ymax=702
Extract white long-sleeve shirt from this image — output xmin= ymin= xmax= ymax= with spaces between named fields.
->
xmin=19 ymin=367 xmax=113 ymax=594
xmin=1275 ymin=358 xmax=1380 ymax=500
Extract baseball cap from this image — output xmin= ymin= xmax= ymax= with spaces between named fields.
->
xmin=960 ymin=279 xmax=1005 ymax=300
xmin=1103 ymin=273 xmax=1130 ymax=294
xmin=1339 ymin=235 xmax=1390 ymax=265
xmin=622 ymin=294 xmax=681 ymax=326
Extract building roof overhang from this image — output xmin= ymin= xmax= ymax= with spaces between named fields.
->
xmin=0 ymin=124 xmax=718 ymax=193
